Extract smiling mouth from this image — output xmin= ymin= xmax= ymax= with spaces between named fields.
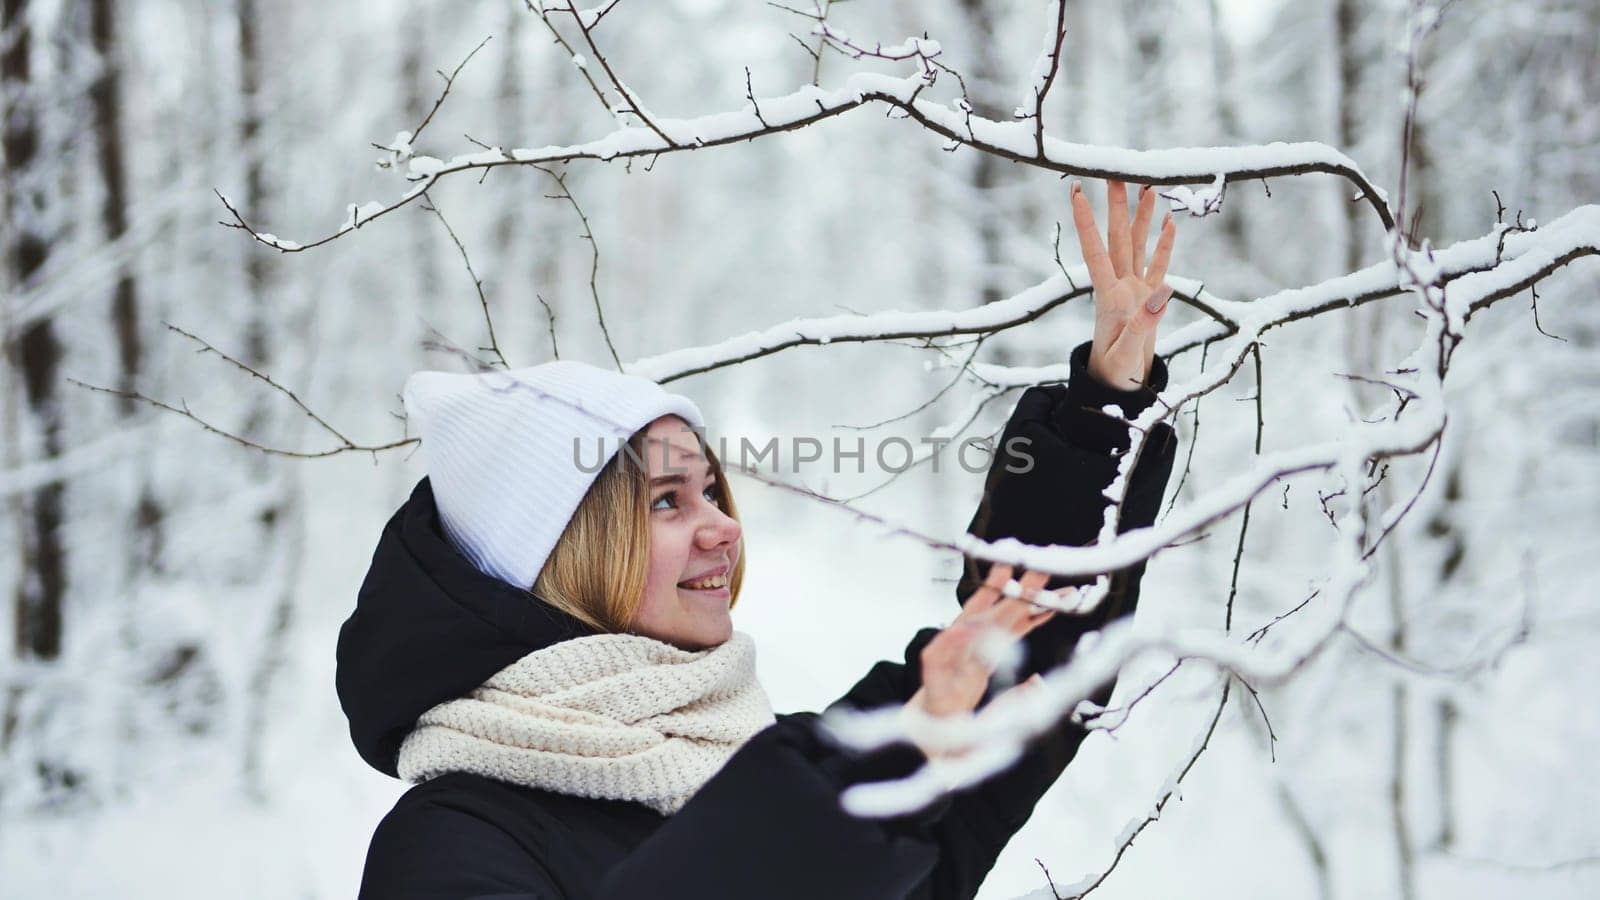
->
xmin=678 ymin=585 xmax=730 ymax=601
xmin=677 ymin=572 xmax=729 ymax=592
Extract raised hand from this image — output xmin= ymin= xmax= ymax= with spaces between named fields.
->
xmin=1070 ymin=179 xmax=1177 ymax=391
xmin=906 ymin=563 xmax=1060 ymax=755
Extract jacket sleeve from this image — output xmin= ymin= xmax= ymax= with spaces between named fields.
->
xmin=930 ymin=339 xmax=1177 ymax=899
xmin=960 ymin=339 xmax=1177 ymax=679
xmin=822 ymin=340 xmax=1179 ymax=900
xmin=597 ymin=715 xmax=940 ymax=900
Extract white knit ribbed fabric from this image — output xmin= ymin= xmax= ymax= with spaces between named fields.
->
xmin=402 ymin=361 xmax=705 ymax=590
xmin=396 ymin=631 xmax=775 ymax=815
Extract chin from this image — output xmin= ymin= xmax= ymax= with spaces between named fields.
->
xmin=686 ymin=619 xmax=733 ymax=651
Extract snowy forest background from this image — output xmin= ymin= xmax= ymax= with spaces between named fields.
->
xmin=3 ymin=0 xmax=1598 ymax=897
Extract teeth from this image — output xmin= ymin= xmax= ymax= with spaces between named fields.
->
xmin=679 ymin=574 xmax=728 ymax=590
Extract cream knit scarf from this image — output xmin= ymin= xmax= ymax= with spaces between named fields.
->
xmin=397 ymin=631 xmax=775 ymax=815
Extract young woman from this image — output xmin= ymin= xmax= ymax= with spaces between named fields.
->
xmin=337 ymin=180 xmax=1179 ymax=899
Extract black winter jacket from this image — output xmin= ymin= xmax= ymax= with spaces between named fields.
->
xmin=337 ymin=342 xmax=1176 ymax=900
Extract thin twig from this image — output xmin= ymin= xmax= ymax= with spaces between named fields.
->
xmin=1038 ymin=858 xmax=1063 ymax=900
xmin=1233 ymin=672 xmax=1277 ymax=762
xmin=526 ymin=0 xmax=618 ymax=119
xmin=533 ymin=164 xmax=622 ymax=369
xmin=160 ymin=322 xmax=350 ymax=442
xmin=412 ymin=36 xmax=493 ymax=146
xmin=1246 ymin=589 xmax=1321 ymax=644
xmin=744 ymin=67 xmax=770 ymax=128
xmin=1079 ymin=658 xmax=1187 ymax=732
xmin=68 ymin=377 xmax=412 ymax=459
xmin=1529 ymin=283 xmax=1566 ymax=341
xmin=835 ymin=386 xmax=1017 ymax=504
xmin=1163 ymin=339 xmax=1211 ymax=519
xmin=1224 ymin=343 xmax=1264 ymax=631
xmin=837 ymin=334 xmax=988 ymax=432
xmin=420 ymin=193 xmax=509 ymax=369
xmin=1069 ymin=681 xmax=1232 ymax=898
xmin=536 ymin=292 xmax=561 ymax=360
xmin=550 ymin=0 xmax=674 ymax=146
xmin=1031 ymin=0 xmax=1070 ymax=158
xmin=1362 ymin=431 xmax=1443 ymax=560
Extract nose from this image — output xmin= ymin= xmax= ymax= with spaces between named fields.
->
xmin=696 ymin=503 xmax=741 ymax=550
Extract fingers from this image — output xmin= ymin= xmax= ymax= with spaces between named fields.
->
xmin=1107 ymin=180 xmax=1131 ymax=278
xmin=951 ymin=566 xmax=1063 ymax=664
xmin=1130 ymin=185 xmax=1155 ymax=275
xmin=1144 ymin=212 xmax=1175 ymax=288
xmin=1014 ymin=568 xmax=1050 ymax=610
xmin=1095 ymin=283 xmax=1170 ymax=389
xmin=964 ymin=562 xmax=1013 ymax=615
xmin=1070 ymin=182 xmax=1116 ymax=292
xmin=992 ymin=569 xmax=1055 ymax=634
xmin=921 ymin=567 xmax=1060 ymax=722
xmin=960 ymin=564 xmax=1056 ymax=631
xmin=1017 ymin=607 xmax=1058 ymax=638
xmin=1016 ymin=580 xmax=1060 ymax=635
xmin=1000 ymin=567 xmax=1046 ymax=599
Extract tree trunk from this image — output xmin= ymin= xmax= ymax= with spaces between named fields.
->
xmin=4 ymin=0 xmax=67 ymax=664
xmin=233 ymin=0 xmax=293 ymax=796
xmin=1206 ymin=0 xmax=1247 ymax=256
xmin=3 ymin=0 xmax=82 ymax=808
xmin=88 ymin=0 xmax=142 ymax=405
xmin=954 ymin=0 xmax=1018 ymax=367
xmin=1334 ymin=0 xmax=1368 ymax=278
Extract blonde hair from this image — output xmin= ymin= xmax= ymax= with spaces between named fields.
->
xmin=532 ymin=426 xmax=745 ymax=633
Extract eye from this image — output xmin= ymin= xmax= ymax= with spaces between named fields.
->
xmin=651 ymin=483 xmax=722 ymax=513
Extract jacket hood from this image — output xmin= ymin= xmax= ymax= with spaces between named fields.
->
xmin=336 ymin=477 xmax=598 ymax=777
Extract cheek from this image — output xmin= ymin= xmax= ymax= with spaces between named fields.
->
xmin=645 ymin=521 xmax=690 ymax=593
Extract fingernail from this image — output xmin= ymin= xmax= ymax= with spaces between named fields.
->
xmin=1071 ymin=180 xmax=1081 ymax=197
xmin=1145 ymin=284 xmax=1173 ymax=314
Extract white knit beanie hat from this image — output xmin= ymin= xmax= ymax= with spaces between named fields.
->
xmin=402 ymin=361 xmax=706 ymax=591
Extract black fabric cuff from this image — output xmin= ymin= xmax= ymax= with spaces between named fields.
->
xmin=1058 ymin=340 xmax=1170 ymax=455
